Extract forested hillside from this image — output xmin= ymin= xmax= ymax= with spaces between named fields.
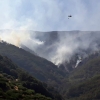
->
xmin=69 ymin=52 xmax=100 ymax=84
xmin=0 ymin=41 xmax=67 ymax=89
xmin=58 ymin=51 xmax=100 ymax=99
xmin=0 ymin=54 xmax=62 ymax=100
xmin=66 ymin=75 xmax=100 ymax=100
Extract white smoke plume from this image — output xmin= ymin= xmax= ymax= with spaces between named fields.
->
xmin=33 ymin=31 xmax=100 ymax=65
xmin=52 ymin=32 xmax=100 ymax=65
xmin=0 ymin=30 xmax=44 ymax=48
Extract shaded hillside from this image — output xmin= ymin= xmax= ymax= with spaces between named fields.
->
xmin=21 ymin=44 xmax=37 ymax=55
xmin=66 ymin=75 xmax=100 ymax=100
xmin=69 ymin=52 xmax=100 ymax=84
xmin=0 ymin=54 xmax=62 ymax=100
xmin=0 ymin=41 xmax=67 ymax=89
xmin=59 ymin=52 xmax=100 ymax=98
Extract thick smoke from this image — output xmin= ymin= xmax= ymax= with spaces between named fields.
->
xmin=52 ymin=32 xmax=100 ymax=65
xmin=33 ymin=31 xmax=100 ymax=65
xmin=0 ymin=31 xmax=100 ymax=66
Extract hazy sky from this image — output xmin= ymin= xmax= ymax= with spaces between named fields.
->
xmin=0 ymin=0 xmax=100 ymax=66
xmin=0 ymin=0 xmax=100 ymax=31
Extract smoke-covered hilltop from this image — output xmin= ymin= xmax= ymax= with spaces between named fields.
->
xmin=0 ymin=30 xmax=100 ymax=68
xmin=34 ymin=31 xmax=100 ymax=65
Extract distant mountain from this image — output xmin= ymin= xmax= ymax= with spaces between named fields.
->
xmin=34 ymin=31 xmax=59 ymax=59
xmin=35 ymin=31 xmax=100 ymax=72
xmin=0 ymin=54 xmax=62 ymax=100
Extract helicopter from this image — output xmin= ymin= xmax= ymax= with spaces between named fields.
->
xmin=68 ymin=15 xmax=72 ymax=17
xmin=68 ymin=15 xmax=72 ymax=19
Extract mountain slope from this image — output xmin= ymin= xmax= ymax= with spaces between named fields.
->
xmin=59 ymin=51 xmax=100 ymax=98
xmin=69 ymin=52 xmax=100 ymax=83
xmin=0 ymin=54 xmax=62 ymax=100
xmin=66 ymin=75 xmax=100 ymax=100
xmin=21 ymin=44 xmax=37 ymax=55
xmin=0 ymin=41 xmax=67 ymax=89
